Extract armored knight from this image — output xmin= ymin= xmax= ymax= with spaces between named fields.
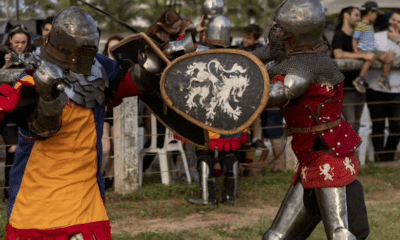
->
xmin=182 ymin=2 xmax=247 ymax=207
xmin=0 ymin=6 xmax=149 ymax=239
xmin=255 ymin=0 xmax=370 ymax=239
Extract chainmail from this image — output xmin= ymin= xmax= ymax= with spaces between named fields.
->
xmin=268 ymin=52 xmax=344 ymax=85
xmin=252 ymin=25 xmax=287 ymax=64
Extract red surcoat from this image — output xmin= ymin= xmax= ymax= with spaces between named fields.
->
xmin=276 ymin=76 xmax=362 ymax=188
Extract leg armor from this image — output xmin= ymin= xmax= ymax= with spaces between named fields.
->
xmin=315 ymin=187 xmax=357 ymax=240
xmin=263 ymin=181 xmax=321 ymax=240
xmin=220 ymin=153 xmax=238 ymax=205
xmin=187 ymin=151 xmax=217 ymax=206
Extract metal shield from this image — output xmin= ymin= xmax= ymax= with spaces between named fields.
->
xmin=161 ymin=49 xmax=269 ymax=135
xmin=110 ymin=33 xmax=209 ymax=149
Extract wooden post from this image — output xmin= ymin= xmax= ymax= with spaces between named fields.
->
xmin=113 ymin=96 xmax=139 ymax=194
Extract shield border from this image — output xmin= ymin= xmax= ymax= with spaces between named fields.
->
xmin=160 ymin=48 xmax=270 ymax=135
xmin=110 ymin=33 xmax=210 ymax=149
xmin=109 ymin=32 xmax=171 ymax=66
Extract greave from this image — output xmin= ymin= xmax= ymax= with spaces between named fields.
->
xmin=315 ymin=187 xmax=356 ymax=240
xmin=200 ymin=161 xmax=216 ymax=205
xmin=220 ymin=154 xmax=238 ymax=205
xmin=263 ymin=181 xmax=321 ymax=240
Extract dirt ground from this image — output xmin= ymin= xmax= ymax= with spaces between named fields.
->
xmin=110 ymin=205 xmax=278 ymax=235
xmin=110 ymin=162 xmax=400 ymax=236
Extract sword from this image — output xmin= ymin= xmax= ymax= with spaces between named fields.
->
xmin=77 ymin=0 xmax=140 ymax=33
xmin=0 ymin=45 xmax=34 ymax=69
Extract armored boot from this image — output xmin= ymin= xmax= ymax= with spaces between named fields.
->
xmin=315 ymin=187 xmax=357 ymax=240
xmin=263 ymin=181 xmax=321 ymax=240
xmin=220 ymin=153 xmax=238 ymax=206
xmin=187 ymin=153 xmax=217 ymax=207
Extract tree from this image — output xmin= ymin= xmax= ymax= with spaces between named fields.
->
xmin=81 ymin=0 xmax=142 ymax=34
xmin=225 ymin=0 xmax=284 ymax=27
xmin=0 ymin=0 xmax=59 ymax=20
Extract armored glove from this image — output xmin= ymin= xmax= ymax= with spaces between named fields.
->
xmin=0 ymin=78 xmax=35 ymax=124
xmin=33 ymin=61 xmax=66 ymax=101
xmin=163 ymin=32 xmax=195 ymax=58
xmin=29 ymin=62 xmax=68 ymax=138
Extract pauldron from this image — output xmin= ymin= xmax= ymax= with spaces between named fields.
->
xmin=62 ymin=58 xmax=109 ymax=108
xmin=266 ymin=75 xmax=310 ymax=108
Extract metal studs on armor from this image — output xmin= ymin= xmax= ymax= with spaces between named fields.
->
xmin=337 ymin=142 xmax=341 ymax=146
xmin=332 ymin=148 xmax=335 ymax=151
xmin=345 ymin=134 xmax=348 ymax=137
xmin=336 ymin=153 xmax=339 ymax=156
xmin=330 ymin=129 xmax=333 ymax=133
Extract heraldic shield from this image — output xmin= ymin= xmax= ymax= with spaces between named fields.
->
xmin=110 ymin=33 xmax=209 ymax=149
xmin=161 ymin=49 xmax=270 ymax=135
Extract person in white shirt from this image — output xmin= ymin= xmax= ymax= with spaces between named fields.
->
xmin=365 ymin=11 xmax=400 ymax=161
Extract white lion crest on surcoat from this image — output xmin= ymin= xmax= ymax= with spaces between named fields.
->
xmin=184 ymin=59 xmax=249 ymax=121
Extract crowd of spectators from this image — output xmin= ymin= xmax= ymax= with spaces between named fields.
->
xmin=332 ymin=2 xmax=400 ymax=162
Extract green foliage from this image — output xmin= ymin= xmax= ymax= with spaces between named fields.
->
xmin=108 ymin=182 xmax=201 ymax=203
xmin=132 ymin=231 xmax=185 ymax=240
xmin=82 ymin=0 xmax=142 ymax=33
xmin=112 ymin=231 xmax=136 ymax=240
xmin=225 ymin=0 xmax=284 ymax=27
xmin=0 ymin=208 xmax=7 ymax=239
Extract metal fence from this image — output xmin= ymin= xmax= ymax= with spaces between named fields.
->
xmin=1 ymin=58 xmax=400 ymax=194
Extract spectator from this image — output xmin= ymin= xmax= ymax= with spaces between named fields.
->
xmin=41 ymin=16 xmax=54 ymax=39
xmin=31 ymin=16 xmax=54 ymax=51
xmin=365 ymin=11 xmax=400 ymax=162
xmin=236 ymin=24 xmax=264 ymax=51
xmin=102 ymin=35 xmax=123 ymax=60
xmin=352 ymin=1 xmax=395 ymax=93
xmin=332 ymin=6 xmax=372 ymax=132
xmin=101 ymin=35 xmax=123 ymax=190
xmin=1 ymin=25 xmax=34 ymax=69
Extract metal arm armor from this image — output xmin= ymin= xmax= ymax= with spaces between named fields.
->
xmin=29 ymin=62 xmax=68 ymax=138
xmin=266 ymin=75 xmax=310 ymax=108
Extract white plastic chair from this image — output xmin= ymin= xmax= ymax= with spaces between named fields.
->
xmin=138 ymin=114 xmax=192 ymax=186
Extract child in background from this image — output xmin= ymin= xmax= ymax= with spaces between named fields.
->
xmin=237 ymin=24 xmax=264 ymax=51
xmin=352 ymin=1 xmax=396 ymax=93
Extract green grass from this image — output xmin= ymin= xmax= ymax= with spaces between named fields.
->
xmin=1 ymin=163 xmax=400 ymax=239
